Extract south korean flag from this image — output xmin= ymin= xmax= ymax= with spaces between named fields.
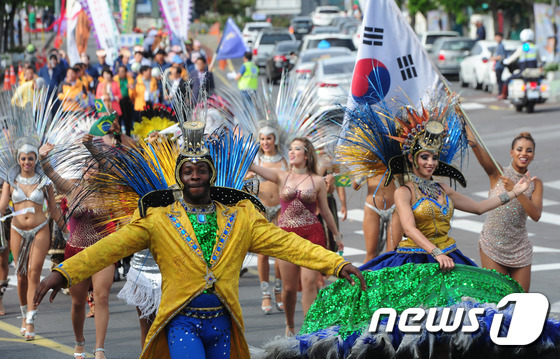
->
xmin=349 ymin=0 xmax=443 ymax=112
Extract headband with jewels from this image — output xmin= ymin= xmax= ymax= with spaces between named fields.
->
xmin=174 ymin=121 xmax=217 ymax=188
xmin=384 ymin=102 xmax=467 ymax=188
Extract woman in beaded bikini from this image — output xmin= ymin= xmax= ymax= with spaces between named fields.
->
xmin=254 ymin=125 xmax=287 ymax=315
xmin=468 ymin=130 xmax=543 ymax=292
xmin=250 ymin=137 xmax=344 ymax=336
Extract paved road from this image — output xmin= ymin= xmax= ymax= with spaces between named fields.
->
xmin=1 ymin=78 xmax=560 ymax=358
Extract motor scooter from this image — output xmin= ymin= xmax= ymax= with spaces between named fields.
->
xmin=508 ymin=68 xmax=550 ymax=113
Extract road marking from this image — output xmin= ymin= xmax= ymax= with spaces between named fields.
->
xmin=544 ymin=180 xmax=560 ymax=191
xmin=0 ymin=320 xmax=87 ymax=356
xmin=534 ymin=246 xmax=560 ymax=253
xmin=461 ymin=103 xmax=486 ymax=110
xmin=532 ymin=263 xmax=560 ymax=272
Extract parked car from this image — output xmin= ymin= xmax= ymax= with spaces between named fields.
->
xmin=341 ymin=20 xmax=360 ymax=35
xmin=293 ymin=47 xmax=354 ymax=82
xmin=429 ymin=37 xmax=475 ymax=76
xmin=242 ymin=22 xmax=272 ymax=47
xmin=300 ymin=34 xmax=357 ymax=53
xmin=312 ymin=55 xmax=356 ymax=108
xmin=265 ymin=40 xmax=300 ymax=84
xmin=289 ymin=16 xmax=313 ymax=40
xmin=311 ymin=26 xmax=339 ymax=35
xmin=418 ymin=31 xmax=460 ymax=52
xmin=481 ymin=40 xmax=521 ymax=93
xmin=252 ymin=28 xmax=296 ymax=68
xmin=311 ymin=6 xmax=344 ymax=26
xmin=459 ymin=40 xmax=501 ymax=89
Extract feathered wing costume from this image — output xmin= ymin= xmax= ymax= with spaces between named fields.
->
xmin=0 ymin=89 xmax=86 ymax=275
xmin=218 ymin=73 xmax=340 ymax=159
xmin=260 ymin=95 xmax=560 ymax=359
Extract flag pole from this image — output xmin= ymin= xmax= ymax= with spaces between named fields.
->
xmin=421 ymin=46 xmax=504 ymax=176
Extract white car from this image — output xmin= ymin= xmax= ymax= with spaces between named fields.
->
xmin=311 ymin=6 xmax=344 ymax=26
xmin=312 ymin=55 xmax=356 ymax=108
xmin=241 ymin=22 xmax=272 ymax=46
xmin=459 ymin=40 xmax=496 ymax=89
xmin=459 ymin=40 xmax=521 ymax=91
xmin=481 ymin=40 xmax=521 ymax=93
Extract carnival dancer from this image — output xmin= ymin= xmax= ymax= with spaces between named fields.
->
xmin=260 ymin=96 xmax=559 ymax=358
xmin=468 ymin=129 xmax=543 ymax=292
xmin=250 ymin=137 xmax=344 ymax=336
xmin=337 ymin=104 xmax=404 ymax=260
xmin=35 ymin=95 xmax=366 ymax=359
xmin=39 ymin=137 xmax=115 ymax=359
xmin=0 ymin=90 xmax=65 ymax=340
xmin=252 ymin=121 xmax=287 ymax=315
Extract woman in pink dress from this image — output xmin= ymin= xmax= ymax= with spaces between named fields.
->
xmin=96 ymin=68 xmax=122 ymax=116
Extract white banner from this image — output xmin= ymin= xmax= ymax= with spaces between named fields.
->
xmin=534 ymin=4 xmax=555 ymax=56
xmin=85 ymin=0 xmax=120 ymax=64
xmin=66 ymin=0 xmax=81 ymax=66
xmin=160 ymin=0 xmax=193 ymax=43
xmin=180 ymin=0 xmax=193 ymax=43
xmin=349 ymin=0 xmax=441 ymax=112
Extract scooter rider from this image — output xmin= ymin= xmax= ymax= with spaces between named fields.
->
xmin=498 ymin=28 xmax=542 ymax=99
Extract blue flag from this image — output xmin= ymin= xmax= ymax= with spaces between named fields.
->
xmin=215 ymin=18 xmax=249 ymax=60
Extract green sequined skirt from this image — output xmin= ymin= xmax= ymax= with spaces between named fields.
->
xmin=260 ymin=263 xmax=560 ymax=359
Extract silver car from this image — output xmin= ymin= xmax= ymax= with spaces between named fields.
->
xmin=312 ymin=55 xmax=356 ymax=108
xmin=430 ymin=37 xmax=475 ymax=76
xmin=252 ymin=29 xmax=296 ymax=68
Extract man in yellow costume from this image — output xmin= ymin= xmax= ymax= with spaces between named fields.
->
xmin=34 ymin=120 xmax=365 ymax=359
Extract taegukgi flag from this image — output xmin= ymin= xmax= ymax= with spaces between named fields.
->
xmin=215 ymin=18 xmax=250 ymax=60
xmin=350 ymin=0 xmax=442 ymax=111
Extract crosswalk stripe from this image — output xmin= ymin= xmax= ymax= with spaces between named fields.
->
xmin=544 ymin=180 xmax=560 ymax=191
xmin=532 ymin=263 xmax=560 ymax=272
xmin=460 ymin=103 xmax=486 ymax=110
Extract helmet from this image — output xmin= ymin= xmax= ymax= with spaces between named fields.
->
xmin=130 ymin=62 xmax=141 ymax=73
xmin=520 ymin=29 xmax=534 ymax=43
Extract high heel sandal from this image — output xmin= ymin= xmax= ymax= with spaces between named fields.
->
xmin=0 ymin=279 xmax=9 ymax=316
xmin=273 ymin=278 xmax=284 ymax=312
xmin=73 ymin=340 xmax=86 ymax=359
xmin=20 ymin=305 xmax=27 ymax=336
xmin=260 ymin=282 xmax=272 ymax=315
xmin=25 ymin=310 xmax=37 ymax=341
xmin=94 ymin=347 xmax=106 ymax=358
xmin=285 ymin=323 xmax=295 ymax=337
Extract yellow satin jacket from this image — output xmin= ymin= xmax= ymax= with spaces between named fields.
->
xmin=54 ymin=199 xmax=349 ymax=359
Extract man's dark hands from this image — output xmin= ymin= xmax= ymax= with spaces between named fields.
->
xmin=339 ymin=263 xmax=367 ymax=291
xmin=34 ymin=271 xmax=66 ymax=306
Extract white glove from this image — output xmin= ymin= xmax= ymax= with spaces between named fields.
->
xmin=226 ymin=72 xmax=237 ymax=81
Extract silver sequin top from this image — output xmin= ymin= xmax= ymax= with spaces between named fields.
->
xmin=479 ymin=166 xmax=534 ymax=267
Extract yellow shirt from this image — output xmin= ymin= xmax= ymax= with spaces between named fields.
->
xmin=11 ymin=80 xmax=35 ymax=107
xmin=54 ymin=199 xmax=349 ymax=359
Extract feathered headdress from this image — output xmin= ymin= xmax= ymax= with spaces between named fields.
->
xmin=0 ymin=88 xmax=85 ymax=184
xmin=132 ymin=103 xmax=177 ymax=141
xmin=337 ymin=93 xmax=468 ymax=187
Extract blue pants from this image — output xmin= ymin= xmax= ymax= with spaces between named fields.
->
xmin=165 ymin=293 xmax=232 ymax=359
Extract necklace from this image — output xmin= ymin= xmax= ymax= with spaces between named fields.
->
xmin=260 ymin=153 xmax=283 ymax=163
xmin=411 ymin=174 xmax=441 ymax=200
xmin=181 ymin=200 xmax=216 ymax=224
xmin=17 ymin=173 xmax=40 ymax=185
xmin=291 ymin=166 xmax=308 ymax=175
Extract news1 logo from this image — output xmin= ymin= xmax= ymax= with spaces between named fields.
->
xmin=368 ymin=293 xmax=549 ymax=345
